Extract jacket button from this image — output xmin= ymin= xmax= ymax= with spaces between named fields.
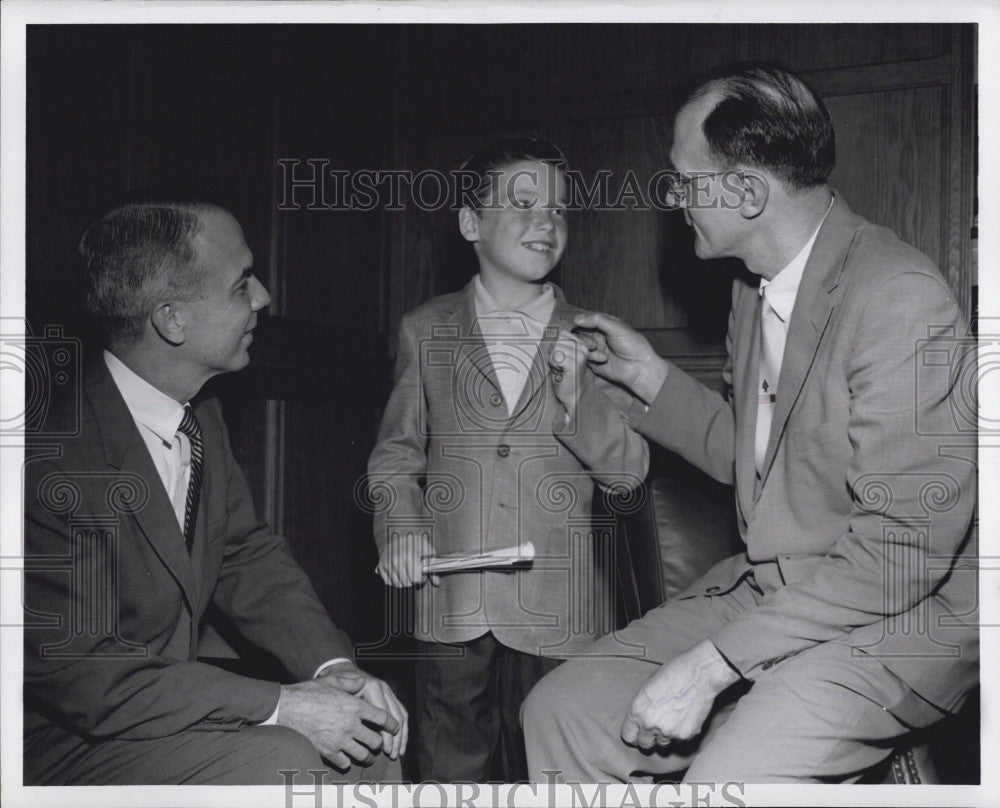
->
xmin=706 ymin=585 xmax=721 ymax=594
xmin=497 ymin=444 xmax=510 ymax=457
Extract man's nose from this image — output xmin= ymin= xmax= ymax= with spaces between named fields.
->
xmin=249 ymin=276 xmax=271 ymax=310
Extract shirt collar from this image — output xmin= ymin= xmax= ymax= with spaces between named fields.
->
xmin=104 ymin=350 xmax=186 ymax=446
xmin=473 ymin=274 xmax=555 ymax=322
xmin=759 ymin=196 xmax=834 ymax=322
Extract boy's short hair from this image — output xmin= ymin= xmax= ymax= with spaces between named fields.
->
xmin=79 ymin=189 xmax=226 ymax=345
xmin=460 ymin=137 xmax=568 ymax=211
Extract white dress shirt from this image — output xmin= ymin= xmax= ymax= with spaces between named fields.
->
xmin=754 ymin=198 xmax=834 ymax=472
xmin=472 ymin=275 xmax=556 ymax=414
xmin=104 ymin=350 xmax=192 ymax=531
xmin=758 ymin=196 xmax=835 ymax=323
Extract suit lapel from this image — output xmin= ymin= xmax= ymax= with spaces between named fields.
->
xmin=507 ymin=287 xmax=571 ymax=423
xmin=453 ymin=279 xmax=568 ymax=426
xmin=89 ymin=360 xmax=199 ymax=611
xmin=450 ymin=280 xmax=504 ymax=398
xmin=755 ymin=194 xmax=855 ymax=489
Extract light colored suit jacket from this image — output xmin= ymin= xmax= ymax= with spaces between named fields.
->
xmin=368 ymin=281 xmax=649 ymax=656
xmin=23 ymin=359 xmax=353 ymax=766
xmin=634 ymin=192 xmax=977 ymax=713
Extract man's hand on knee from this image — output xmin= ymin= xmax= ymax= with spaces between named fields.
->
xmin=621 ymin=640 xmax=741 ymax=751
xmin=317 ymin=662 xmax=408 ymax=761
xmin=276 ymin=675 xmax=401 ymax=770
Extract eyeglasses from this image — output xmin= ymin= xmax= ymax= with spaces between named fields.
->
xmin=663 ymin=170 xmax=745 ymax=208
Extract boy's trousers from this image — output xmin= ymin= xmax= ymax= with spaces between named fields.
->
xmin=415 ymin=633 xmax=561 ymax=782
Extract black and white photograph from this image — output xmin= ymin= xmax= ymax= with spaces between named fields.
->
xmin=1 ymin=2 xmax=994 ymax=806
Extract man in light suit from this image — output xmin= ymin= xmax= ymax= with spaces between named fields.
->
xmin=523 ymin=64 xmax=977 ymax=782
xmin=23 ymin=191 xmax=407 ymax=784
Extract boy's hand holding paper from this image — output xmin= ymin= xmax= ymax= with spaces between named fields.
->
xmin=377 ymin=530 xmax=441 ymax=588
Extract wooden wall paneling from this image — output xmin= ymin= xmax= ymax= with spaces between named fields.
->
xmin=126 ymin=26 xmax=284 ymax=526
xmin=804 ymin=56 xmax=952 ymax=97
xmin=386 ymin=103 xmax=413 ymax=362
xmin=391 ymin=24 xmax=741 ymax=118
xmin=388 ymin=125 xmax=494 ymax=331
xmin=824 ymin=86 xmax=944 ymax=265
xmin=738 ymin=23 xmax=948 ymax=73
xmin=273 ymin=26 xmax=394 ymax=334
xmin=280 ymin=393 xmax=386 ymax=643
xmin=546 ymin=114 xmax=674 ymax=328
xmin=261 ymin=38 xmax=291 ymax=534
xmin=237 ymin=316 xmax=392 ymax=642
xmin=126 ymin=26 xmax=277 ymax=266
xmin=265 ymin=26 xmax=397 ymax=640
xmin=948 ymin=26 xmax=977 ymax=321
xmin=806 ymin=40 xmax=975 ymax=317
xmin=25 ymin=26 xmax=135 ymax=344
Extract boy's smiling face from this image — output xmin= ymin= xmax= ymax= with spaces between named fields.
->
xmin=459 ymin=160 xmax=568 ymax=285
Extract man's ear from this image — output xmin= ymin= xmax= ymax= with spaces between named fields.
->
xmin=737 ymin=170 xmax=769 ymax=219
xmin=150 ymin=301 xmax=186 ymax=346
xmin=458 ymin=207 xmax=480 ymax=243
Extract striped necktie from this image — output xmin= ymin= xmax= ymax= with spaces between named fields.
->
xmin=177 ymin=405 xmax=204 ymax=551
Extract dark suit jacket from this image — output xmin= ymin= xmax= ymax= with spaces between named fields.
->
xmin=23 ymin=357 xmax=353 ymax=764
xmin=633 ymin=192 xmax=978 ymax=713
xmin=368 ymin=281 xmax=649 ymax=655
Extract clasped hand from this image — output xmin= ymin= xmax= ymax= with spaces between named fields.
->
xmin=276 ymin=662 xmax=408 ymax=769
xmin=621 ymin=640 xmax=740 ymax=751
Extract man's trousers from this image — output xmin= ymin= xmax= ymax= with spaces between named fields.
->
xmin=25 ymin=721 xmax=402 ymax=785
xmin=522 ymin=575 xmax=945 ymax=783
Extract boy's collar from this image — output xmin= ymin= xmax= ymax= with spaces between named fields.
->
xmin=472 ymin=274 xmax=555 ymax=319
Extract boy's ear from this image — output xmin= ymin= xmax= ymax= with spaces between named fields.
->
xmin=458 ymin=207 xmax=480 ymax=243
xmin=150 ymin=301 xmax=186 ymax=346
xmin=738 ymin=170 xmax=769 ymax=219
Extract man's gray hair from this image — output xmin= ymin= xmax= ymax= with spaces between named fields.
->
xmin=79 ymin=192 xmax=225 ymax=345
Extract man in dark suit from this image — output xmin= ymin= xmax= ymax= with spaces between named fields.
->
xmin=23 ymin=192 xmax=407 ymax=785
xmin=523 ymin=64 xmax=977 ymax=782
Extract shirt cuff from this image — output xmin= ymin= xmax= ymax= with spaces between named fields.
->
xmin=256 ymin=658 xmax=353 ymax=725
xmin=313 ymin=657 xmax=352 ymax=678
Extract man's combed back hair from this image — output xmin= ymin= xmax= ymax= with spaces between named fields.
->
xmin=79 ymin=190 xmax=223 ymax=345
xmin=460 ymin=137 xmax=568 ymax=211
xmin=688 ymin=63 xmax=836 ymax=190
